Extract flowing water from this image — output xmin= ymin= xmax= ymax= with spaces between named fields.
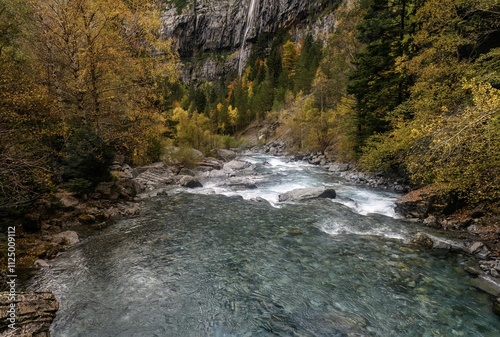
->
xmin=27 ymin=155 xmax=500 ymax=336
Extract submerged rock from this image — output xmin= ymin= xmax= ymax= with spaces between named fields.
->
xmin=410 ymin=232 xmax=465 ymax=252
xmin=278 ymin=188 xmax=336 ymax=202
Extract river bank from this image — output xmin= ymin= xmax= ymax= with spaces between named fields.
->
xmin=2 ymin=148 xmax=499 ymax=335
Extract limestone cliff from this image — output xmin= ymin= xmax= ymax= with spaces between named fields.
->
xmin=161 ymin=0 xmax=337 ymax=83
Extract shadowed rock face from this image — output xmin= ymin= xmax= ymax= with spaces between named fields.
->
xmin=163 ymin=0 xmax=318 ymax=56
xmin=0 ymin=292 xmax=58 ymax=337
xmin=161 ymin=0 xmax=331 ymax=82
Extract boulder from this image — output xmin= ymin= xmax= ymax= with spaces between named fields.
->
xmin=197 ymin=157 xmax=223 ymax=170
xmin=328 ymin=163 xmax=351 ymax=172
xmin=410 ymin=232 xmax=465 ymax=252
xmin=133 ymin=163 xmax=175 ymax=191
xmin=216 ymin=149 xmax=237 ymax=161
xmin=223 ymin=160 xmax=252 ymax=171
xmin=95 ymin=182 xmax=121 ymax=200
xmin=410 ymin=232 xmax=434 ymax=249
xmin=0 ymin=292 xmax=58 ymax=337
xmin=55 ymin=191 xmax=80 ymax=209
xmin=34 ymin=259 xmax=50 ymax=268
xmin=493 ymin=297 xmax=500 ymax=316
xmin=395 ymin=186 xmax=461 ymax=218
xmin=223 ymin=177 xmax=261 ymax=190
xmin=178 ymin=175 xmax=203 ymax=188
xmin=278 ymin=188 xmax=336 ymax=202
xmin=51 ymin=231 xmax=79 ymax=246
xmin=469 ymin=275 xmax=500 ymax=296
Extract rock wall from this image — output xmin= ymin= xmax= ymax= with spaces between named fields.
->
xmin=161 ymin=0 xmax=336 ymax=82
xmin=0 ymin=292 xmax=58 ymax=337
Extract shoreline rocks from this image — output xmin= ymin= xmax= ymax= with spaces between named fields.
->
xmin=0 ymin=292 xmax=58 ymax=337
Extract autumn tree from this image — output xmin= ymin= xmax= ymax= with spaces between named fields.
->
xmin=28 ymin=0 xmax=178 ymax=166
xmin=0 ymin=0 xmax=60 ymax=212
xmin=358 ymin=0 xmax=500 ymax=203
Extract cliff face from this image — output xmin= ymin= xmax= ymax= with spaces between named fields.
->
xmin=161 ymin=0 xmax=334 ymax=82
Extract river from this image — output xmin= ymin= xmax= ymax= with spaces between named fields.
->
xmin=27 ymin=154 xmax=500 ymax=336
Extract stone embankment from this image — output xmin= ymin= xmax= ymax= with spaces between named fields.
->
xmin=0 ymin=292 xmax=58 ymax=337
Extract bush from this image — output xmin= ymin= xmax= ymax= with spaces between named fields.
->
xmin=163 ymin=146 xmax=201 ymax=168
xmin=62 ymin=128 xmax=113 ymax=187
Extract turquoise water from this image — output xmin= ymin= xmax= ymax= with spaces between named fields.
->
xmin=28 ymin=156 xmax=500 ymax=336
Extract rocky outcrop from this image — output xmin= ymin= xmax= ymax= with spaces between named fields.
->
xmin=0 ymin=292 xmax=58 ymax=337
xmin=161 ymin=0 xmax=334 ymax=82
xmin=395 ymin=186 xmax=461 ymax=219
xmin=278 ymin=187 xmax=336 ymax=202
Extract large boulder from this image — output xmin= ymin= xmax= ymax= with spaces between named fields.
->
xmin=216 ymin=149 xmax=237 ymax=162
xmin=395 ymin=186 xmax=460 ymax=219
xmin=0 ymin=292 xmax=58 ymax=337
xmin=278 ymin=188 xmax=336 ymax=202
xmin=223 ymin=160 xmax=253 ymax=171
xmin=132 ymin=162 xmax=175 ymax=192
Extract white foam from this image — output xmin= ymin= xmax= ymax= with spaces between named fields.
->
xmin=318 ymin=219 xmax=408 ymax=241
xmin=333 ymin=187 xmax=400 ymax=218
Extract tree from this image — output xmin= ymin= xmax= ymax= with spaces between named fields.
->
xmin=0 ymin=0 xmax=60 ymax=212
xmin=348 ymin=0 xmax=414 ymax=151
xmin=294 ymin=34 xmax=322 ymax=94
xmin=28 ymin=0 xmax=178 ymax=164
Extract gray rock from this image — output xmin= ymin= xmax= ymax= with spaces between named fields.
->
xmin=328 ymin=163 xmax=351 ymax=172
xmin=34 ymin=259 xmax=50 ymax=268
xmin=470 ymin=275 xmax=500 ymax=296
xmin=423 ymin=215 xmax=437 ymax=226
xmin=216 ymin=149 xmax=237 ymax=161
xmin=0 ymin=292 xmax=58 ymax=337
xmin=178 ymin=175 xmax=203 ymax=188
xmin=410 ymin=232 xmax=465 ymax=252
xmin=467 ymin=241 xmax=484 ymax=254
xmin=223 ymin=177 xmax=262 ymax=190
xmin=51 ymin=231 xmax=79 ymax=246
xmin=410 ymin=232 xmax=434 ymax=248
xmin=55 ymin=191 xmax=80 ymax=209
xmin=179 ymin=168 xmax=196 ymax=176
xmin=278 ymin=188 xmax=336 ymax=202
xmin=223 ymin=160 xmax=252 ymax=171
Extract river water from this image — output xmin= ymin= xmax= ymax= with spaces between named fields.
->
xmin=27 ymin=155 xmax=500 ymax=336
